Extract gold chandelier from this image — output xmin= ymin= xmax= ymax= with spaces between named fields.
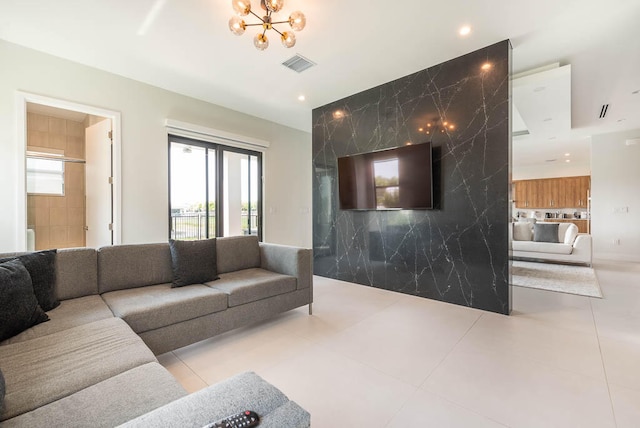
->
xmin=228 ymin=0 xmax=306 ymax=51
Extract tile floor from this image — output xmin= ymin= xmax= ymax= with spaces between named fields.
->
xmin=158 ymin=260 xmax=640 ymax=427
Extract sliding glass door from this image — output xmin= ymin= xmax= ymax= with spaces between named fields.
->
xmin=169 ymin=135 xmax=262 ymax=240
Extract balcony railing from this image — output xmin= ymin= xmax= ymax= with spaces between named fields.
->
xmin=170 ymin=211 xmax=258 ymax=240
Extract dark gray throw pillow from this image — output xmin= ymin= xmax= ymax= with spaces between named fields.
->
xmin=169 ymin=239 xmax=219 ymax=288
xmin=0 ymin=249 xmax=59 ymax=311
xmin=533 ymin=223 xmax=560 ymax=243
xmin=0 ymin=259 xmax=50 ymax=342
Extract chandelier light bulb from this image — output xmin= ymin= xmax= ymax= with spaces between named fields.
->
xmin=254 ymin=33 xmax=269 ymax=50
xmin=229 ymin=0 xmax=305 ymax=49
xmin=232 ymin=0 xmax=251 ymax=16
xmin=281 ymin=31 xmax=296 ymax=48
xmin=289 ymin=11 xmax=306 ymax=31
xmin=264 ymin=0 xmax=284 ymax=13
xmin=228 ymin=16 xmax=246 ymax=35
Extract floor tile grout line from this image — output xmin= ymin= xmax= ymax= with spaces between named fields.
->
xmin=589 ymin=293 xmax=619 ymax=428
xmin=416 ymin=311 xmax=485 ymax=390
xmin=171 ymin=350 xmax=214 ymax=387
xmin=409 ymin=311 xmax=517 ymax=428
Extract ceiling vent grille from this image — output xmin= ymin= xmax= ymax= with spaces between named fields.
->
xmin=282 ymin=54 xmax=316 ymax=73
xmin=512 ymin=130 xmax=530 ymax=137
xmin=599 ymin=104 xmax=609 ymax=119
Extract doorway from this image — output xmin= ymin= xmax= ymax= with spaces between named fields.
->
xmin=17 ymin=93 xmax=121 ymax=251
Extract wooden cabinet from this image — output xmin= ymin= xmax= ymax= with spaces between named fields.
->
xmin=562 ymin=176 xmax=590 ymax=207
xmin=513 ymin=176 xmax=590 ymax=209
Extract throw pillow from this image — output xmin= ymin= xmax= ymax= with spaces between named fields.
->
xmin=512 ymin=223 xmax=533 ymax=241
xmin=0 ymin=249 xmax=59 ymax=311
xmin=0 ymin=259 xmax=49 ymax=342
xmin=169 ymin=239 xmax=219 ymax=288
xmin=533 ymin=223 xmax=560 ymax=243
xmin=564 ymin=223 xmax=579 ymax=245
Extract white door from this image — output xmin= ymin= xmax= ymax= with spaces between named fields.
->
xmin=85 ymin=119 xmax=113 ymax=248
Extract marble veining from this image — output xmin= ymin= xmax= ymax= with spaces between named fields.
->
xmin=312 ymin=41 xmax=512 ymax=314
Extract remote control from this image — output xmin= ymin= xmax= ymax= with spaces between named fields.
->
xmin=203 ymin=410 xmax=259 ymax=428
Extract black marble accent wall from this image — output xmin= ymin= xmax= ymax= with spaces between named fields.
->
xmin=312 ymin=40 xmax=512 ymax=315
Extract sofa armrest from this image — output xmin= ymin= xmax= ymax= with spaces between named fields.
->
xmin=260 ymin=243 xmax=312 ymax=290
xmin=571 ymin=234 xmax=592 ymax=264
xmin=117 ymin=371 xmax=310 ymax=428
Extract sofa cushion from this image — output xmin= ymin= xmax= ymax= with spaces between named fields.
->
xmin=101 ymin=283 xmax=228 ymax=333
xmin=1 ymin=363 xmax=187 ymax=428
xmin=1 ymin=295 xmax=114 ymax=346
xmin=512 ymin=223 xmax=533 ymax=241
xmin=56 ymin=248 xmax=99 ymax=300
xmin=0 ymin=249 xmax=59 ymax=311
xmin=512 ymin=241 xmax=573 ymax=255
xmin=533 ymin=223 xmax=559 ymax=243
xmin=169 ymin=239 xmax=219 ymax=287
xmin=118 ymin=371 xmax=310 ymax=428
xmin=0 ymin=318 xmax=156 ymax=421
xmin=98 ymin=244 xmax=173 ymax=293
xmin=216 ymin=236 xmax=261 ymax=274
xmin=0 ymin=259 xmax=49 ymax=342
xmin=208 ymin=268 xmax=297 ymax=307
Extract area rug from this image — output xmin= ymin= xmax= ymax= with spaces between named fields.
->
xmin=511 ymin=261 xmax=603 ymax=298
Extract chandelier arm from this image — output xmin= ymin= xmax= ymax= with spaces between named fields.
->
xmin=243 ymin=22 xmax=265 ymax=27
xmin=249 ymin=10 xmax=265 ymax=22
xmin=270 ymin=20 xmax=290 ymax=24
xmin=271 ymin=27 xmax=284 ymax=36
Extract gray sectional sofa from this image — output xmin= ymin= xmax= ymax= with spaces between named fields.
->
xmin=0 ymin=235 xmax=312 ymax=427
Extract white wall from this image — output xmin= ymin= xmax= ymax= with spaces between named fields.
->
xmin=513 ymin=162 xmax=591 ymax=181
xmin=591 ymin=129 xmax=640 ymax=262
xmin=0 ymin=40 xmax=312 ymax=251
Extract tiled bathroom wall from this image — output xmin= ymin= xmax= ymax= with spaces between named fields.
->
xmin=27 ymin=113 xmax=86 ymax=249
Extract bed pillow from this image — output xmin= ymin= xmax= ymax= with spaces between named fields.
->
xmin=0 ymin=249 xmax=59 ymax=311
xmin=533 ymin=223 xmax=560 ymax=243
xmin=0 ymin=259 xmax=50 ymax=342
xmin=169 ymin=239 xmax=219 ymax=288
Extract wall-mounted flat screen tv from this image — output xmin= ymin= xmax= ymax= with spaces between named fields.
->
xmin=337 ymin=142 xmax=433 ymax=210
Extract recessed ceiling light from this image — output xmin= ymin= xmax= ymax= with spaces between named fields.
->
xmin=481 ymin=62 xmax=492 ymax=71
xmin=543 ymin=118 xmax=553 ymax=122
xmin=418 ymin=128 xmax=424 ymax=132
xmin=565 ymin=159 xmax=571 ymax=163
xmin=564 ymin=153 xmax=571 ymax=157
xmin=632 ymin=89 xmax=640 ymax=95
xmin=617 ymin=118 xmax=626 ymax=122
xmin=533 ymin=86 xmax=546 ymax=92
xmin=459 ymin=26 xmax=471 ymax=36
xmin=548 ymin=137 xmax=556 ymax=140
xmin=298 ymin=95 xmax=306 ymax=101
xmin=546 ymin=159 xmax=557 ymax=163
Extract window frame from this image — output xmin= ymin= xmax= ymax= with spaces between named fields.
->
xmin=26 ymin=156 xmax=66 ymax=196
xmin=168 ymin=135 xmax=263 ymax=241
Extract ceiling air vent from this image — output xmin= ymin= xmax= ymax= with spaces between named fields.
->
xmin=512 ymin=130 xmax=530 ymax=137
xmin=282 ymin=54 xmax=316 ymax=73
xmin=599 ymin=104 xmax=609 ymax=119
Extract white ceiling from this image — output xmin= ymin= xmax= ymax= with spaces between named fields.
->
xmin=2 ymin=0 xmax=640 ymax=171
